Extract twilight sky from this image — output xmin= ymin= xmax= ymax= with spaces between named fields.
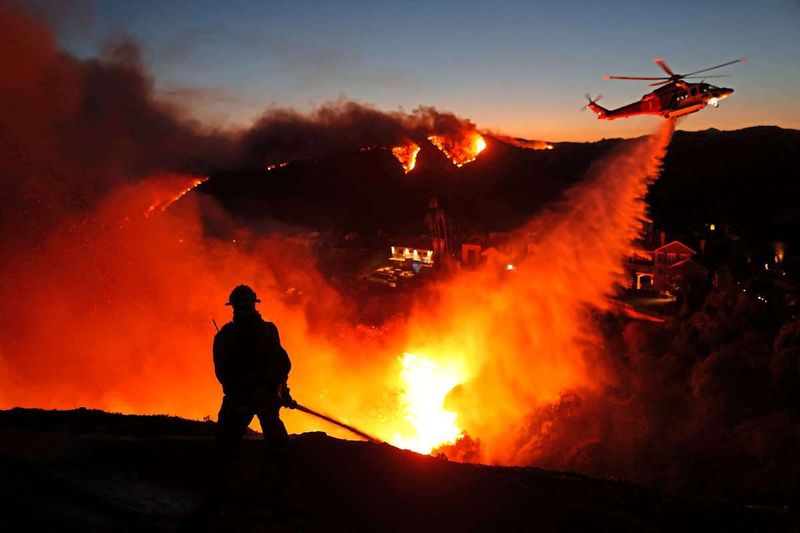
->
xmin=41 ymin=0 xmax=800 ymax=141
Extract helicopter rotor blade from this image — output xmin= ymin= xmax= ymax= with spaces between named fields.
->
xmin=683 ymin=57 xmax=746 ymax=77
xmin=684 ymin=75 xmax=731 ymax=79
xmin=649 ymin=80 xmax=672 ymax=87
xmin=652 ymin=58 xmax=675 ymax=76
xmin=603 ymin=75 xmax=669 ymax=81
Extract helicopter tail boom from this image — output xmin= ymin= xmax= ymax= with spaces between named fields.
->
xmin=584 ymin=94 xmax=609 ymax=118
xmin=586 ymin=101 xmax=608 ymax=118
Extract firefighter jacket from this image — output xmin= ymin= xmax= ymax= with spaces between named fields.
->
xmin=213 ymin=310 xmax=291 ymax=399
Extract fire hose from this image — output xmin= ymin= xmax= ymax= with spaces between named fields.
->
xmin=212 ymin=319 xmax=382 ymax=444
xmin=290 ymin=403 xmax=383 ymax=444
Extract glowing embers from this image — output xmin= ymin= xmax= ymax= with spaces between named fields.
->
xmin=392 ymin=353 xmax=465 ymax=454
xmin=428 ymin=132 xmax=487 ymax=167
xmin=266 ymin=162 xmax=289 ymax=171
xmin=144 ymin=176 xmax=208 ymax=217
xmin=391 ymin=142 xmax=421 ymax=174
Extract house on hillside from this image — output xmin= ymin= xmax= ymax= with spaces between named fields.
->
xmin=629 ymin=238 xmax=708 ymax=293
xmin=390 ymin=236 xmax=439 ymax=270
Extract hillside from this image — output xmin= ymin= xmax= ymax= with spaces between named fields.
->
xmin=199 ymin=126 xmax=800 ymax=247
xmin=0 ymin=408 xmax=781 ymax=532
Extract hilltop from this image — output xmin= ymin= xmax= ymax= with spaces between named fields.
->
xmin=0 ymin=408 xmax=780 ymax=532
xmin=200 ymin=126 xmax=800 ymax=247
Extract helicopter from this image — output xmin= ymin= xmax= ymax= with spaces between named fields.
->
xmin=585 ymin=57 xmax=745 ymax=120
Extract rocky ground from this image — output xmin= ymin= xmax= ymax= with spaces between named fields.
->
xmin=0 ymin=408 xmax=790 ymax=532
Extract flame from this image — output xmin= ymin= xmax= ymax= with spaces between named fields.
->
xmin=144 ymin=175 xmax=207 ymax=217
xmin=392 ymin=353 xmax=466 ymax=453
xmin=428 ymin=132 xmax=486 ymax=167
xmin=391 ymin=142 xmax=421 ymax=174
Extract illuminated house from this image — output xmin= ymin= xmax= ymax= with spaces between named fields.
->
xmin=390 ymin=237 xmax=436 ymax=268
xmin=629 ymin=239 xmax=707 ymax=292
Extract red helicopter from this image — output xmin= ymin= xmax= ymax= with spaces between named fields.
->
xmin=585 ymin=57 xmax=745 ymax=120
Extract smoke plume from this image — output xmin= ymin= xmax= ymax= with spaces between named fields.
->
xmin=0 ymin=2 xmax=235 ymax=254
xmin=240 ymin=102 xmax=483 ymax=167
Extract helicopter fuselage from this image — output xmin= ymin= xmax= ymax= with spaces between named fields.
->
xmin=588 ymin=82 xmax=734 ymax=120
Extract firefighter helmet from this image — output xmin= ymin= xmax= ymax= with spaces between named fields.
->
xmin=225 ymin=285 xmax=261 ymax=306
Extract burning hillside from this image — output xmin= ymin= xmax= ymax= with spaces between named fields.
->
xmin=427 ymin=132 xmax=487 ymax=167
xmin=391 ymin=142 xmax=421 ymax=173
xmin=144 ymin=175 xmax=208 ymax=217
xmin=240 ymin=102 xmax=490 ymax=174
xmin=3 ymin=1 xmax=800 ymax=510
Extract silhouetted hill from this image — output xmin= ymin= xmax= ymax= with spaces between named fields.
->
xmin=200 ymin=126 xmax=800 ymax=249
xmin=651 ymin=126 xmax=800 ymax=241
xmin=199 ymin=135 xmax=619 ymax=237
xmin=0 ymin=408 xmax=783 ymax=531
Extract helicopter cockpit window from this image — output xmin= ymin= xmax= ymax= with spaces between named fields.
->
xmin=690 ymin=87 xmax=698 ymax=96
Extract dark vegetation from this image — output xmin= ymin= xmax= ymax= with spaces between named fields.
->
xmin=540 ymin=275 xmax=800 ymax=506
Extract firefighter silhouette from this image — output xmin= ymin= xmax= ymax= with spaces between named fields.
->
xmin=203 ymin=284 xmax=296 ymax=516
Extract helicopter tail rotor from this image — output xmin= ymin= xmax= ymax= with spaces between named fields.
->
xmin=582 ymin=94 xmax=607 ymax=117
xmin=581 ymin=93 xmax=602 ymax=111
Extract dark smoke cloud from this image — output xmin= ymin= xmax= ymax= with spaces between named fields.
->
xmin=0 ymin=2 xmax=235 ymax=252
xmin=239 ymin=102 xmax=479 ymax=166
xmin=0 ymin=0 xmax=479 ymax=234
xmin=0 ymin=5 xmax=233 ymax=182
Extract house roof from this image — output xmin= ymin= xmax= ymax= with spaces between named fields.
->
xmin=481 ymin=246 xmax=511 ymax=262
xmin=655 ymin=240 xmax=696 ymax=256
